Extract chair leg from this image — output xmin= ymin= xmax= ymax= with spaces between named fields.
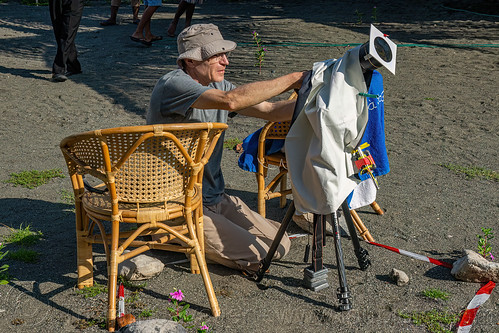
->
xmin=370 ymin=201 xmax=384 ymax=215
xmin=106 ymin=221 xmax=120 ymax=332
xmin=76 ymin=210 xmax=93 ymax=288
xmin=349 ymin=209 xmax=375 ymax=242
xmin=256 ymin=172 xmax=266 ymax=218
xmin=193 ymin=240 xmax=220 ymax=317
xmin=279 ymin=170 xmax=287 ymax=209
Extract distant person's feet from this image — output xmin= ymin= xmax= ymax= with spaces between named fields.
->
xmin=65 ymin=70 xmax=82 ymax=77
xmin=100 ymin=19 xmax=117 ymax=26
xmin=167 ymin=22 xmax=176 ymax=37
xmin=51 ymin=73 xmax=68 ymax=82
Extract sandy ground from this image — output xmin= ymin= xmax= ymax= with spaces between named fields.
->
xmin=0 ymin=0 xmax=498 ymax=332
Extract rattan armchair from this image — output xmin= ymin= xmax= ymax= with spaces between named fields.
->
xmin=60 ymin=123 xmax=227 ymax=331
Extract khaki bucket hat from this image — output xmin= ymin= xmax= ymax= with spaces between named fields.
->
xmin=177 ymin=24 xmax=237 ymax=67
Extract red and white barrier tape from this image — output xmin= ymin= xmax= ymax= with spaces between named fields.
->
xmin=456 ymin=281 xmax=496 ymax=333
xmin=365 ymin=240 xmax=453 ymax=269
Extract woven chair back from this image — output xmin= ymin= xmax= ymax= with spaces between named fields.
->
xmin=61 ymin=123 xmax=227 ymax=204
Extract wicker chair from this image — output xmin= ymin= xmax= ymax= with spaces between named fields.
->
xmin=60 ymin=123 xmax=227 ymax=331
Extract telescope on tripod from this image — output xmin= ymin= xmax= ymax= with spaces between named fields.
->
xmin=252 ymin=25 xmax=397 ymax=311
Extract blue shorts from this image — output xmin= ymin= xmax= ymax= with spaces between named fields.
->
xmin=144 ymin=0 xmax=161 ymax=6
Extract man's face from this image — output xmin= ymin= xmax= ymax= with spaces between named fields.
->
xmin=187 ymin=53 xmax=230 ymax=86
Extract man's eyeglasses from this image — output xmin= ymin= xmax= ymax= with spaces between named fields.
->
xmin=209 ymin=52 xmax=230 ymax=62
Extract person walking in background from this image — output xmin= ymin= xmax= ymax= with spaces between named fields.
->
xmin=130 ymin=0 xmax=162 ymax=46
xmin=167 ymin=0 xmax=203 ymax=37
xmin=49 ymin=0 xmax=84 ymax=82
xmin=100 ymin=0 xmax=141 ymax=26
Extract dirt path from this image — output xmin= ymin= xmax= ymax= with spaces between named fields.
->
xmin=0 ymin=0 xmax=498 ymax=332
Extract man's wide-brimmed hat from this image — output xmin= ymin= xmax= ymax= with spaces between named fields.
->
xmin=177 ymin=24 xmax=237 ymax=67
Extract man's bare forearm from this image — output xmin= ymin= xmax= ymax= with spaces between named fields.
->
xmin=225 ymin=71 xmax=305 ymax=111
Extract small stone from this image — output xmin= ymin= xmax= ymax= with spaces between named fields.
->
xmin=118 ymin=253 xmax=165 ymax=281
xmin=389 ymin=268 xmax=409 ymax=286
xmin=451 ymin=249 xmax=499 ymax=283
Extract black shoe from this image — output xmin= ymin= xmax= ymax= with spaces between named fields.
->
xmin=52 ymin=73 xmax=68 ymax=82
xmin=65 ymin=70 xmax=82 ymax=77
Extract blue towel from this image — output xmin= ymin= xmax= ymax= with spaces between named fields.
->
xmin=357 ymin=70 xmax=390 ymax=180
xmin=237 ymin=128 xmax=284 ymax=173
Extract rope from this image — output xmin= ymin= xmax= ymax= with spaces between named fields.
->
xmin=441 ymin=5 xmax=499 ymax=18
xmin=236 ymin=42 xmax=499 ymax=48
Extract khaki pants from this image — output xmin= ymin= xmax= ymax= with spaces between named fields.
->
xmin=203 ymin=193 xmax=290 ymax=273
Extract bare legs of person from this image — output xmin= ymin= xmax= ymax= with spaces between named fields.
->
xmin=100 ymin=5 xmax=119 ymax=26
xmin=167 ymin=1 xmax=196 ymax=37
xmin=130 ymin=5 xmax=161 ymax=45
xmin=101 ymin=4 xmax=140 ymax=26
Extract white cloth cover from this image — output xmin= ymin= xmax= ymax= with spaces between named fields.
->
xmin=348 ymin=178 xmax=377 ymax=210
xmin=285 ymin=46 xmax=369 ymax=215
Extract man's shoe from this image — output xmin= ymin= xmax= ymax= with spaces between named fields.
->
xmin=52 ymin=73 xmax=68 ymax=82
xmin=65 ymin=70 xmax=82 ymax=77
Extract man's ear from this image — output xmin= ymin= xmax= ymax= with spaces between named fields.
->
xmin=184 ymin=59 xmax=196 ymax=68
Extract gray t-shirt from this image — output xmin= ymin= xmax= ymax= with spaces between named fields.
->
xmin=146 ymin=69 xmax=236 ymax=206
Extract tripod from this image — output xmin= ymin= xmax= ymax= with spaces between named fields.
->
xmin=253 ymin=200 xmax=371 ymax=310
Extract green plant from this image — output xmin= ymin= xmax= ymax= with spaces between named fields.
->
xmin=477 ymin=227 xmax=494 ymax=260
xmin=8 ymin=248 xmax=40 ymax=263
xmin=138 ymin=308 xmax=155 ymax=318
xmin=252 ymin=31 xmax=267 ymax=74
xmin=5 ymin=168 xmax=65 ymax=189
xmin=424 ymin=97 xmax=435 ymax=101
xmin=118 ymin=275 xmax=147 ymax=291
xmin=398 ymin=309 xmax=459 ymax=333
xmin=5 ymin=224 xmax=43 ymax=246
xmin=371 ymin=6 xmax=378 ymax=22
xmin=76 ymin=282 xmax=108 ymax=298
xmin=223 ymin=137 xmax=242 ymax=150
xmin=355 ymin=9 xmax=364 ymax=24
xmin=440 ymin=163 xmax=498 ymax=181
xmin=421 ymin=288 xmax=450 ymax=300
xmin=0 ymin=242 xmax=10 ymax=285
xmin=167 ymin=289 xmax=210 ymax=332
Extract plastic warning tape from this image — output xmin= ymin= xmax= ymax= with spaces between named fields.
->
xmin=456 ymin=281 xmax=496 ymax=333
xmin=365 ymin=240 xmax=453 ymax=269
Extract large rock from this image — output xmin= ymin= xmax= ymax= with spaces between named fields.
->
xmin=118 ymin=253 xmax=165 ymax=281
xmin=119 ymin=319 xmax=187 ymax=333
xmin=451 ymin=249 xmax=499 ymax=283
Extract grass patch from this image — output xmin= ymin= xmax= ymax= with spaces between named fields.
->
xmin=398 ymin=309 xmax=459 ymax=333
xmin=223 ymin=137 xmax=242 ymax=150
xmin=8 ymin=248 xmax=40 ymax=263
xmin=5 ymin=224 xmax=43 ymax=246
xmin=440 ymin=163 xmax=498 ymax=182
xmin=5 ymin=169 xmax=65 ymax=189
xmin=138 ymin=308 xmax=155 ymax=319
xmin=76 ymin=282 xmax=108 ymax=298
xmin=421 ymin=288 xmax=450 ymax=301
xmin=73 ymin=318 xmax=106 ymax=329
xmin=118 ymin=275 xmax=147 ymax=291
xmin=424 ymin=97 xmax=435 ymax=101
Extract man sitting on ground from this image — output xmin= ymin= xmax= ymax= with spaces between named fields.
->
xmin=146 ymin=24 xmax=307 ymax=273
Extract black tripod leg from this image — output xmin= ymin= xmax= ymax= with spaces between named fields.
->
xmin=254 ymin=201 xmax=295 ymax=282
xmin=312 ymin=214 xmax=324 ymax=272
xmin=341 ymin=201 xmax=371 ymax=271
xmin=331 ymin=211 xmax=352 ymax=311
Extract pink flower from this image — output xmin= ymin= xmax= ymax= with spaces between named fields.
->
xmin=200 ymin=324 xmax=209 ymax=331
xmin=490 ymin=253 xmax=495 ymax=260
xmin=169 ymin=289 xmax=184 ymax=302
